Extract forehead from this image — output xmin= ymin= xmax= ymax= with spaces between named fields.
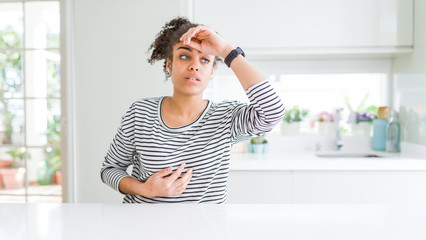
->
xmin=172 ymin=43 xmax=214 ymax=60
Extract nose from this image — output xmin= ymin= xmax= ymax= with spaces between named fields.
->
xmin=189 ymin=60 xmax=199 ymax=72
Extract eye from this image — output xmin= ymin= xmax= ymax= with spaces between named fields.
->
xmin=201 ymin=58 xmax=210 ymax=64
xmin=180 ymin=54 xmax=189 ymax=60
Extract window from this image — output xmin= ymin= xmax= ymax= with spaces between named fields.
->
xmin=205 ymin=72 xmax=388 ymax=135
xmin=0 ymin=1 xmax=61 ymax=203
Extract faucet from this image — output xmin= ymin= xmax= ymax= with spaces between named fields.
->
xmin=334 ymin=107 xmax=344 ymax=150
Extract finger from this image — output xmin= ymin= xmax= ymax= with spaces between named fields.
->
xmin=175 ymin=185 xmax=187 ymax=195
xmin=167 ymin=162 xmax=185 ymax=183
xmin=182 ymin=26 xmax=205 ymax=44
xmin=182 ymin=168 xmax=193 ymax=182
xmin=180 ymin=28 xmax=194 ymax=44
xmin=180 ymin=26 xmax=199 ymax=41
xmin=156 ymin=166 xmax=173 ymax=178
xmin=179 ymin=31 xmax=190 ymax=43
xmin=173 ymin=168 xmax=192 ymax=187
xmin=184 ymin=31 xmax=197 ymax=45
xmin=185 ymin=40 xmax=202 ymax=52
xmin=183 ymin=171 xmax=192 ymax=187
xmin=176 ymin=172 xmax=193 ymax=194
xmin=181 ymin=31 xmax=203 ymax=49
xmin=188 ymin=26 xmax=208 ymax=42
xmin=175 ymin=177 xmax=191 ymax=195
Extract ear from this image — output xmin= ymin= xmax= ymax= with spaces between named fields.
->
xmin=166 ymin=58 xmax=172 ymax=73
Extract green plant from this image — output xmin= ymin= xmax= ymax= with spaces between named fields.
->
xmin=0 ymin=26 xmax=22 ymax=144
xmin=283 ymin=106 xmax=309 ymax=123
xmin=344 ymin=93 xmax=378 ymax=116
xmin=45 ymin=114 xmax=61 ymax=172
xmin=344 ymin=93 xmax=378 ymax=124
xmin=250 ymin=134 xmax=268 ymax=144
xmin=46 ymin=147 xmax=60 ymax=172
xmin=6 ymin=147 xmax=29 ymax=168
xmin=2 ymin=111 xmax=14 ymax=143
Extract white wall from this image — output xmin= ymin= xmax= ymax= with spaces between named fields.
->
xmin=72 ymin=0 xmax=180 ymax=202
xmin=69 ymin=0 xmax=424 ymax=203
xmin=392 ymin=0 xmax=426 ymax=145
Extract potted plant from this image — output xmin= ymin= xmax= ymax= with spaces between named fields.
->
xmin=315 ymin=111 xmax=335 ymax=136
xmin=0 ymin=147 xmax=27 ymax=189
xmin=248 ymin=134 xmax=268 ymax=154
xmin=347 ymin=112 xmax=376 ymax=136
xmin=0 ymin=158 xmax=13 ymax=188
xmin=43 ymin=114 xmax=61 ymax=185
xmin=345 ymin=94 xmax=378 ymax=136
xmin=37 ymin=159 xmax=54 ymax=186
xmin=37 ymin=147 xmax=60 ymax=186
xmin=281 ymin=106 xmax=309 ymax=135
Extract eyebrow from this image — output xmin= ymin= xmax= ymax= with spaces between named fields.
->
xmin=177 ymin=46 xmax=201 ymax=54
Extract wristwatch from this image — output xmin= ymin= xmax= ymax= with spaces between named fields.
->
xmin=224 ymin=47 xmax=245 ymax=68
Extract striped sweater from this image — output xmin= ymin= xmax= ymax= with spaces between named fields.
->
xmin=101 ymin=80 xmax=285 ymax=203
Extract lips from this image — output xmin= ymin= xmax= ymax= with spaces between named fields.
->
xmin=185 ymin=75 xmax=200 ymax=82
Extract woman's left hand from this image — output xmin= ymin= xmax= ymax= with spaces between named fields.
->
xmin=180 ymin=25 xmax=233 ymax=59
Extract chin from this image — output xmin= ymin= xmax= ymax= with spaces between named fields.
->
xmin=177 ymin=87 xmax=206 ymax=97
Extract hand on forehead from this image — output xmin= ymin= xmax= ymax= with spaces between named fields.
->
xmin=174 ymin=42 xmax=214 ymax=60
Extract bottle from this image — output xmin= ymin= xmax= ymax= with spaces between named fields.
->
xmin=386 ymin=110 xmax=401 ymax=152
xmin=372 ymin=107 xmax=389 ymax=151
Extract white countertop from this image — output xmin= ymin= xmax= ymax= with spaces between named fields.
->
xmin=2 ymin=203 xmax=426 ymax=240
xmin=230 ymin=152 xmax=426 ymax=171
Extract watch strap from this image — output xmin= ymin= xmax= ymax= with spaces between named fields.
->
xmin=224 ymin=47 xmax=245 ymax=68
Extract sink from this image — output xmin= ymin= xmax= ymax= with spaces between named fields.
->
xmin=315 ymin=151 xmax=384 ymax=158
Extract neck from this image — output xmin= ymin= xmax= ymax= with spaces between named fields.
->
xmin=167 ymin=91 xmax=206 ymax=116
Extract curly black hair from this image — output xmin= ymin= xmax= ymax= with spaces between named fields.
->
xmin=147 ymin=17 xmax=222 ymax=79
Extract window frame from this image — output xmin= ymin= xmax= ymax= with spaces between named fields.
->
xmin=0 ymin=0 xmax=67 ymax=203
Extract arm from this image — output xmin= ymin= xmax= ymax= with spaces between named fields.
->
xmin=101 ymin=103 xmax=193 ymax=198
xmin=100 ymin=103 xmax=137 ymax=193
xmin=229 ymin=81 xmax=285 ymax=143
xmin=118 ymin=163 xmax=193 ymax=198
xmin=180 ymin=26 xmax=285 ymax=142
xmin=180 ymin=25 xmax=264 ymax=90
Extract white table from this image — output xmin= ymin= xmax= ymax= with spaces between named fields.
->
xmin=1 ymin=203 xmax=426 ymax=240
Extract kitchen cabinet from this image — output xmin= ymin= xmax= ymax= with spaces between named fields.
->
xmin=292 ymin=171 xmax=426 ymax=204
xmin=192 ymin=0 xmax=413 ymax=58
xmin=228 ymin=170 xmax=426 ymax=204
xmin=227 ymin=171 xmax=292 ymax=203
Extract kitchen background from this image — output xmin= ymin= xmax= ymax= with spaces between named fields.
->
xmin=0 ymin=0 xmax=425 ymax=203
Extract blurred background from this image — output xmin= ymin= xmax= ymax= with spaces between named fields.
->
xmin=0 ymin=0 xmax=425 ymax=203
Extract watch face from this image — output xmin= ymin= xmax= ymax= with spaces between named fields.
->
xmin=237 ymin=47 xmax=245 ymax=57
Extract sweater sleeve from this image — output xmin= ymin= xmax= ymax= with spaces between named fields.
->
xmin=100 ymin=103 xmax=136 ymax=192
xmin=230 ymin=80 xmax=286 ymax=144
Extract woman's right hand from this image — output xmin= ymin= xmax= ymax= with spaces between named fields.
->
xmin=143 ymin=162 xmax=193 ymax=198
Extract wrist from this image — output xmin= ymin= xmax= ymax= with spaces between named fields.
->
xmin=220 ymin=44 xmax=234 ymax=59
xmin=224 ymin=47 xmax=245 ymax=68
xmin=139 ymin=181 xmax=153 ymax=198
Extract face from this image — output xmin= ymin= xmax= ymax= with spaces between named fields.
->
xmin=166 ymin=42 xmax=215 ymax=97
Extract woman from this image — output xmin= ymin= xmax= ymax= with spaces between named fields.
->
xmin=101 ymin=17 xmax=285 ymax=203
